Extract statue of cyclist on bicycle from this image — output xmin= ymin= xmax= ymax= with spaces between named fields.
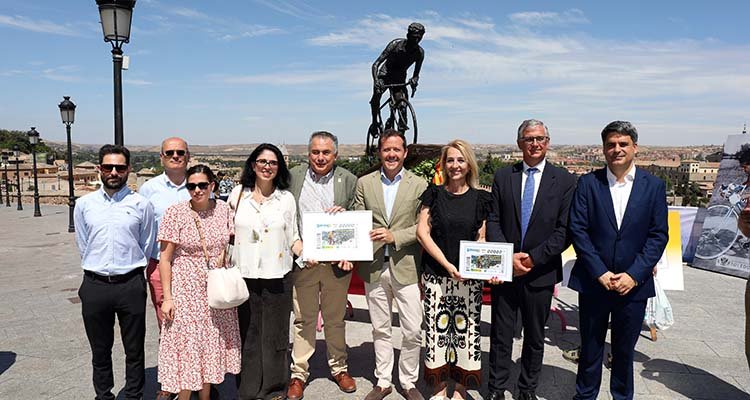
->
xmin=368 ymin=22 xmax=425 ymax=137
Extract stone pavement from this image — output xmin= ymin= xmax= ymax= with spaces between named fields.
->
xmin=0 ymin=205 xmax=748 ymax=400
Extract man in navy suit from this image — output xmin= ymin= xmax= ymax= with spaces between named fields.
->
xmin=568 ymin=121 xmax=668 ymax=400
xmin=486 ymin=119 xmax=577 ymax=400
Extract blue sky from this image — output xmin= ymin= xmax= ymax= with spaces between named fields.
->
xmin=1 ymin=0 xmax=748 ymax=147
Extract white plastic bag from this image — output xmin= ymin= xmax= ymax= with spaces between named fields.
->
xmin=644 ymin=277 xmax=674 ymax=330
xmin=207 ymin=265 xmax=249 ymax=309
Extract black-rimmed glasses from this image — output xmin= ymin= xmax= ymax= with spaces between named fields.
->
xmin=254 ymin=159 xmax=279 ymax=167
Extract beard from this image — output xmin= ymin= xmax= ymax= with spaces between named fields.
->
xmin=102 ymin=175 xmax=128 ymax=190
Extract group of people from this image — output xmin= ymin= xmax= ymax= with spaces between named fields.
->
xmin=74 ymin=119 xmax=669 ymax=400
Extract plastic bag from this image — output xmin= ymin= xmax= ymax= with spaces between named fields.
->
xmin=644 ymin=277 xmax=674 ymax=330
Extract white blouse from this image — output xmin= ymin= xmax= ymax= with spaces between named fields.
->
xmin=229 ymin=185 xmax=300 ymax=279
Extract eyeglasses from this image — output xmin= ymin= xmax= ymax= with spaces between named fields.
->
xmin=162 ymin=149 xmax=187 ymax=157
xmin=519 ymin=136 xmax=549 ymax=144
xmin=186 ymin=182 xmax=211 ymax=191
xmin=100 ymin=164 xmax=128 ymax=173
xmin=254 ymin=159 xmax=279 ymax=168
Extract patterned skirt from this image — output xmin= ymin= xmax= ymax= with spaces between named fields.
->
xmin=422 ymin=272 xmax=483 ymax=388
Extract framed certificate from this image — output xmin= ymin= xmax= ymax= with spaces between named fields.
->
xmin=458 ymin=240 xmax=514 ymax=281
xmin=302 ymin=210 xmax=374 ymax=261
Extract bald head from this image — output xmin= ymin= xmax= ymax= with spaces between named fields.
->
xmin=160 ymin=137 xmax=190 ymax=175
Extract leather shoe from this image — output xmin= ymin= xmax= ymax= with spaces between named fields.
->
xmin=286 ymin=377 xmax=305 ymax=400
xmin=333 ymin=371 xmax=357 ymax=393
xmin=518 ymin=391 xmax=538 ymax=400
xmin=485 ymin=391 xmax=504 ymax=400
xmin=364 ymin=385 xmax=392 ymax=400
xmin=402 ymin=387 xmax=425 ymax=400
xmin=155 ymin=391 xmax=176 ymax=400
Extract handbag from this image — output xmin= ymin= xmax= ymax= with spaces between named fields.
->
xmin=191 ymin=203 xmax=249 ymax=309
xmin=644 ymin=277 xmax=674 ymax=330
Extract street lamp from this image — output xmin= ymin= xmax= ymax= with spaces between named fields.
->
xmin=1 ymin=153 xmax=7 ymax=206
xmin=13 ymin=145 xmax=22 ymax=211
xmin=28 ymin=127 xmax=42 ymax=217
xmin=59 ymin=96 xmax=77 ymax=232
xmin=96 ymin=0 xmax=136 ymax=146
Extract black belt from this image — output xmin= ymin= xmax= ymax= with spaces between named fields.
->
xmin=383 ymin=255 xmax=390 ymax=262
xmin=84 ymin=267 xmax=144 ymax=283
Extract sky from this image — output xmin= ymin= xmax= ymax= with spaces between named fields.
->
xmin=0 ymin=0 xmax=748 ymax=147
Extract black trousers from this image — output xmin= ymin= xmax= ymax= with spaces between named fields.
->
xmin=78 ymin=271 xmax=147 ymax=400
xmin=236 ymin=274 xmax=292 ymax=400
xmin=489 ymin=281 xmax=553 ymax=393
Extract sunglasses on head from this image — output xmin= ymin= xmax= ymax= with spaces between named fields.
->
xmin=100 ymin=164 xmax=128 ymax=173
xmin=186 ymin=182 xmax=211 ymax=191
xmin=162 ymin=149 xmax=187 ymax=157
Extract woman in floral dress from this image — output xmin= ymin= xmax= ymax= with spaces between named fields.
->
xmin=158 ymin=164 xmax=241 ymax=400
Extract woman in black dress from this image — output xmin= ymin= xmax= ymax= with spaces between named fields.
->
xmin=417 ymin=139 xmax=492 ymax=400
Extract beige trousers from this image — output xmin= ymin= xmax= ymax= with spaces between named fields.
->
xmin=364 ymin=266 xmax=423 ymax=390
xmin=290 ymin=264 xmax=352 ymax=381
xmin=745 ymin=278 xmax=749 ymax=371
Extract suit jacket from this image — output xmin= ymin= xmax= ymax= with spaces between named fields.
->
xmin=289 ymin=164 xmax=358 ymax=276
xmin=486 ymin=161 xmax=577 ymax=287
xmin=568 ymin=167 xmax=668 ymax=301
xmin=353 ymin=168 xmax=428 ymax=286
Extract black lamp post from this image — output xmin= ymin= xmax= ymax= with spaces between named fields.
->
xmin=13 ymin=145 xmax=22 ymax=211
xmin=96 ymin=0 xmax=136 ymax=146
xmin=0 ymin=154 xmax=3 ymax=205
xmin=59 ymin=96 xmax=77 ymax=232
xmin=28 ymin=127 xmax=42 ymax=217
xmin=1 ymin=154 xmax=9 ymax=207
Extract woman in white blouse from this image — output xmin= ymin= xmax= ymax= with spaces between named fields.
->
xmin=229 ymin=143 xmax=302 ymax=400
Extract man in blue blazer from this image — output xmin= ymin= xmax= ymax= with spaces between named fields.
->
xmin=568 ymin=121 xmax=668 ymax=400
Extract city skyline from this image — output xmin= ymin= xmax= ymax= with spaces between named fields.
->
xmin=1 ymin=0 xmax=748 ymax=146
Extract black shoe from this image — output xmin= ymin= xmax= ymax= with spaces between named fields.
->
xmin=518 ymin=391 xmax=538 ymax=400
xmin=486 ymin=391 xmax=504 ymax=400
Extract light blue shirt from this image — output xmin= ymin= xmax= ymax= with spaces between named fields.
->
xmin=380 ymin=167 xmax=404 ymax=257
xmin=74 ymin=185 xmax=155 ymax=276
xmin=139 ymin=173 xmax=191 ymax=259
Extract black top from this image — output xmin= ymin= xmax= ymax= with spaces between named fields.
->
xmin=420 ymin=185 xmax=492 ymax=277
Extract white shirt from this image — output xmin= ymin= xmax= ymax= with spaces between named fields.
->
xmin=606 ymin=165 xmax=636 ymax=229
xmin=229 ymin=185 xmax=300 ymax=279
xmin=380 ymin=167 xmax=405 ymax=258
xmin=298 ymin=167 xmax=335 ymax=232
xmin=138 ymin=173 xmax=191 ymax=259
xmin=521 ymin=159 xmax=546 ymax=209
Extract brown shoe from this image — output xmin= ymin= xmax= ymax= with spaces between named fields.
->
xmin=155 ymin=390 xmax=176 ymax=400
xmin=364 ymin=385 xmax=393 ymax=400
xmin=401 ymin=387 xmax=424 ymax=400
xmin=287 ymin=377 xmax=305 ymax=400
xmin=333 ymin=371 xmax=357 ymax=393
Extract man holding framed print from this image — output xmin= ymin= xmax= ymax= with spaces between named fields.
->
xmin=485 ymin=119 xmax=577 ymax=400
xmin=286 ymin=131 xmax=358 ymax=400
xmin=353 ymin=129 xmax=428 ymax=400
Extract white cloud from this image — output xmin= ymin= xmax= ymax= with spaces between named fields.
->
xmin=252 ymin=0 xmax=333 ymax=21
xmin=42 ymin=65 xmax=81 ymax=82
xmin=508 ymin=9 xmax=589 ymax=26
xmin=0 ymin=14 xmax=79 ymax=36
xmin=219 ymin=26 xmax=284 ymax=41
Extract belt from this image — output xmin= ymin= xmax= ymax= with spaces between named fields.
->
xmin=84 ymin=267 xmax=144 ymax=283
xmin=383 ymin=255 xmax=390 ymax=262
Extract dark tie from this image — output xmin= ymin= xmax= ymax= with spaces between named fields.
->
xmin=521 ymin=167 xmax=538 ymax=244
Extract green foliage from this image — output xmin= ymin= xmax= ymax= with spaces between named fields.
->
xmin=411 ymin=158 xmax=437 ymax=181
xmin=479 ymin=154 xmax=513 ymax=186
xmin=0 ymin=129 xmax=56 ymax=157
xmin=337 ymin=157 xmax=378 ymax=177
xmin=675 ymin=182 xmax=706 ymax=207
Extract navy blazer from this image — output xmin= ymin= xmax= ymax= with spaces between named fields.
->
xmin=568 ymin=167 xmax=668 ymax=301
xmin=487 ymin=162 xmax=577 ymax=287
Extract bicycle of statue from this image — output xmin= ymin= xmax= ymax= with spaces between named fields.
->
xmin=694 ymin=182 xmax=750 ymax=260
xmin=366 ymin=82 xmax=418 ymax=157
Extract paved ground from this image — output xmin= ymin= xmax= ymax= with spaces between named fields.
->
xmin=0 ymin=205 xmax=748 ymax=400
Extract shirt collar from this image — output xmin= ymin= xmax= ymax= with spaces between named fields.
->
xmin=99 ymin=184 xmax=131 ymax=201
xmin=380 ymin=167 xmax=405 ymax=185
xmin=307 ymin=166 xmax=335 ymax=183
xmin=606 ymin=165 xmax=636 ymax=185
xmin=523 ymin=158 xmax=546 ymax=173
xmin=162 ymin=172 xmax=186 ymax=189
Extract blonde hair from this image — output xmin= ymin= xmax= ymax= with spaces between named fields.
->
xmin=440 ymin=139 xmax=479 ymax=188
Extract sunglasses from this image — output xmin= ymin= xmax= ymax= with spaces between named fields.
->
xmin=162 ymin=149 xmax=187 ymax=157
xmin=186 ymin=182 xmax=211 ymax=191
xmin=100 ymin=164 xmax=128 ymax=173
xmin=254 ymin=159 xmax=279 ymax=167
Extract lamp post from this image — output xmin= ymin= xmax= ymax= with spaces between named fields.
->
xmin=0 ymin=155 xmax=3 ymax=205
xmin=1 ymin=154 xmax=9 ymax=207
xmin=13 ymin=145 xmax=22 ymax=211
xmin=96 ymin=0 xmax=136 ymax=146
xmin=59 ymin=96 xmax=77 ymax=232
xmin=28 ymin=127 xmax=42 ymax=217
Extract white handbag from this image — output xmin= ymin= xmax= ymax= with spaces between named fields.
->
xmin=644 ymin=277 xmax=674 ymax=330
xmin=191 ymin=204 xmax=249 ymax=310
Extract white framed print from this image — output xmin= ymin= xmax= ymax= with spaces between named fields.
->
xmin=458 ymin=240 xmax=514 ymax=281
xmin=302 ymin=210 xmax=374 ymax=262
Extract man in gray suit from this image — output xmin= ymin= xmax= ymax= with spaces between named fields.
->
xmin=286 ymin=131 xmax=359 ymax=400
xmin=353 ymin=129 xmax=428 ymax=400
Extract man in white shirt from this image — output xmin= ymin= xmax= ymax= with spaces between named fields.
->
xmin=568 ymin=121 xmax=668 ymax=400
xmin=353 ymin=129 xmax=428 ymax=400
xmin=75 ymin=145 xmax=155 ymax=400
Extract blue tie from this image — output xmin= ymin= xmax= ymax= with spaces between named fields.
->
xmin=521 ymin=167 xmax=538 ymax=244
